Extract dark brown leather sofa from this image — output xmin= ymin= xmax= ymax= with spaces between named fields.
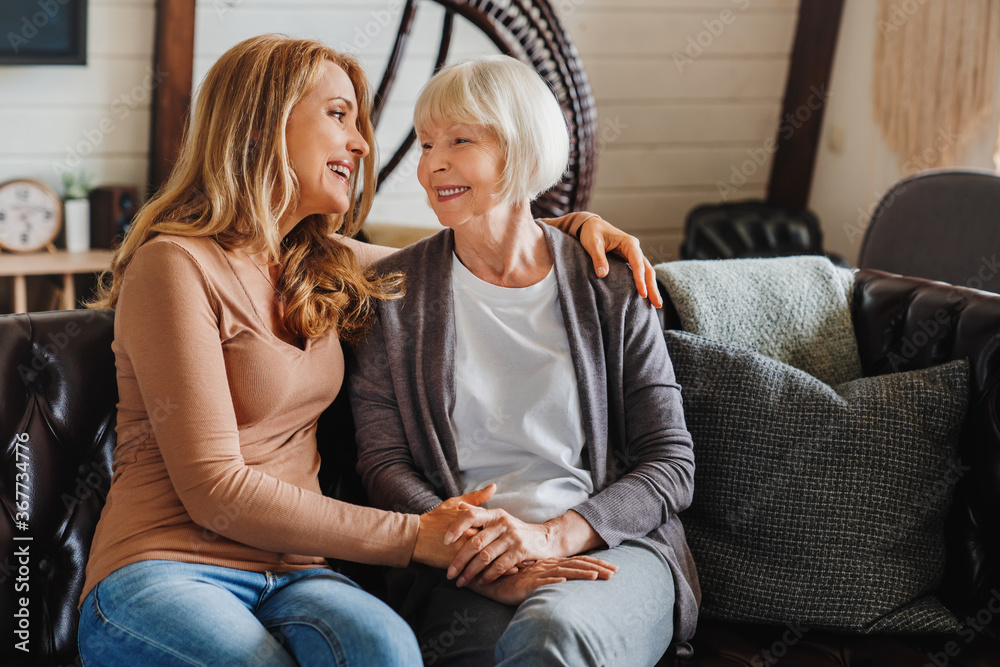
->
xmin=2 ymin=269 xmax=999 ymax=667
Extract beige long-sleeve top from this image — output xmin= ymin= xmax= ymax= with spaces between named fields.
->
xmin=80 ymin=215 xmax=593 ymax=605
xmin=80 ymin=234 xmax=420 ymax=604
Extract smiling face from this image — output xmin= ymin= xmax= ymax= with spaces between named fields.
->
xmin=284 ymin=59 xmax=370 ymax=223
xmin=417 ymin=122 xmax=508 ymax=229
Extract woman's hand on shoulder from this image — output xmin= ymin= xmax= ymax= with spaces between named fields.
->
xmin=576 ymin=214 xmax=663 ymax=308
xmin=466 ymin=556 xmax=617 ymax=606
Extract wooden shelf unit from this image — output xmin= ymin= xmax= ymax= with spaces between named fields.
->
xmin=0 ymin=249 xmax=115 ymax=313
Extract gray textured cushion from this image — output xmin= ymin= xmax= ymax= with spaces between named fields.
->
xmin=654 ymin=257 xmax=862 ymax=386
xmin=665 ymin=330 xmax=968 ymax=633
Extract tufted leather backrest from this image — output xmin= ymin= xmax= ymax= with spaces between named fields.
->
xmin=1 ymin=310 xmax=117 ymax=667
xmin=0 ymin=308 xmax=373 ymax=665
xmin=3 ymin=269 xmax=1000 ymax=664
xmin=852 ymin=269 xmax=1000 ymax=623
xmin=680 ymin=200 xmax=825 ymax=261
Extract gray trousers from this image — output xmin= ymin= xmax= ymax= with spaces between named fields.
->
xmin=414 ymin=540 xmax=676 ymax=667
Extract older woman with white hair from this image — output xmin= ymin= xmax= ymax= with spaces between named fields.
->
xmin=349 ymin=55 xmax=699 ymax=665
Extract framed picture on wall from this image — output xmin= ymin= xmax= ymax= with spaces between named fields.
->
xmin=0 ymin=0 xmax=87 ymax=65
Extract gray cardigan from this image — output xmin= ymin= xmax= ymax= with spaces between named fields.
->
xmin=348 ymin=223 xmax=700 ymax=644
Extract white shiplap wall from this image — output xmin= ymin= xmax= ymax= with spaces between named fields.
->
xmin=556 ymin=0 xmax=799 ymax=261
xmin=191 ymin=0 xmax=503 ymax=232
xmin=0 ymin=0 xmax=801 ymax=260
xmin=809 ymin=0 xmax=1000 ymax=265
xmin=0 ymin=0 xmax=156 ymax=192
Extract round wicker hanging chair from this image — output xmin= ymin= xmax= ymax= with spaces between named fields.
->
xmin=370 ymin=0 xmax=598 ymax=218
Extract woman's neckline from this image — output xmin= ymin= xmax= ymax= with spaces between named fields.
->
xmin=223 ymin=247 xmax=309 ymax=353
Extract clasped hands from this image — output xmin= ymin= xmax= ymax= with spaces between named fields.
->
xmin=413 ymin=484 xmax=616 ymax=605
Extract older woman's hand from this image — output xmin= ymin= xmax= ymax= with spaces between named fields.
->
xmin=465 ymin=555 xmax=617 ymax=606
xmin=577 ymin=215 xmax=663 ymax=308
xmin=444 ymin=507 xmax=552 ymax=585
xmin=443 ymin=505 xmax=606 ymax=587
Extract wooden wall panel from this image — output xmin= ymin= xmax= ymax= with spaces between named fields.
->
xmin=0 ymin=0 xmax=155 ymax=190
xmin=0 ymin=0 xmax=803 ymax=256
xmin=556 ymin=0 xmax=799 ymax=248
xmin=148 ymin=0 xmax=195 ymax=192
xmin=766 ymin=0 xmax=845 ymax=207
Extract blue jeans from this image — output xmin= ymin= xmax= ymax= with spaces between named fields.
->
xmin=77 ymin=560 xmax=421 ymax=667
xmin=415 ymin=539 xmax=675 ymax=666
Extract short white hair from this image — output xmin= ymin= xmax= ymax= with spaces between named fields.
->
xmin=414 ymin=55 xmax=570 ymax=205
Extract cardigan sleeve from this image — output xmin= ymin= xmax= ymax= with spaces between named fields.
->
xmin=570 ymin=280 xmax=696 ymax=548
xmin=117 ymin=241 xmax=419 ymax=566
xmin=349 ymin=310 xmax=447 ymax=515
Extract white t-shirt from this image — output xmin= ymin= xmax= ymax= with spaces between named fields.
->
xmin=450 ymin=253 xmax=594 ymax=524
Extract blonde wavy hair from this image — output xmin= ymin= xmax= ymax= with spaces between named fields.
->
xmin=90 ymin=34 xmax=400 ymax=343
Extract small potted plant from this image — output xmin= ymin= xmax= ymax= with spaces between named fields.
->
xmin=62 ymin=170 xmax=92 ymax=253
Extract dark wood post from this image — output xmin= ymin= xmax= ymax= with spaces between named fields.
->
xmin=148 ymin=0 xmax=196 ymax=196
xmin=766 ymin=0 xmax=845 ymax=208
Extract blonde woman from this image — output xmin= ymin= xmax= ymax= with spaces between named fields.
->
xmin=77 ymin=35 xmax=655 ymax=667
xmin=350 ymin=55 xmax=698 ymax=665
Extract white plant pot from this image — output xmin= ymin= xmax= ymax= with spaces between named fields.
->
xmin=64 ymin=199 xmax=90 ymax=253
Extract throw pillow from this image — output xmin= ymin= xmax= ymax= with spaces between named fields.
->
xmin=655 ymin=257 xmax=862 ymax=386
xmin=665 ymin=330 xmax=968 ymax=633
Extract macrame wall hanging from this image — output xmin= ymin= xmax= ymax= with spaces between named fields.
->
xmin=873 ymin=0 xmax=1000 ymax=172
